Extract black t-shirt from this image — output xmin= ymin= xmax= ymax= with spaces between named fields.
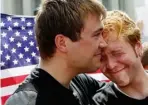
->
xmin=93 ymin=82 xmax=148 ymax=105
xmin=7 ymin=68 xmax=107 ymax=105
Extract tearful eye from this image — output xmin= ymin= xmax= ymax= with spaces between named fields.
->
xmin=94 ymin=34 xmax=99 ymax=37
xmin=94 ymin=32 xmax=101 ymax=37
xmin=100 ymin=55 xmax=106 ymax=62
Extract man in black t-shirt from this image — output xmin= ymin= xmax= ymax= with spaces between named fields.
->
xmin=93 ymin=10 xmax=148 ymax=105
xmin=5 ymin=0 xmax=108 ymax=105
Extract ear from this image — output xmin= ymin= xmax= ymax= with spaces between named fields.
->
xmin=134 ymin=41 xmax=142 ymax=57
xmin=55 ymin=34 xmax=67 ymax=53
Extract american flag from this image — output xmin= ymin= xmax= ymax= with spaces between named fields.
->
xmin=0 ymin=13 xmax=108 ymax=105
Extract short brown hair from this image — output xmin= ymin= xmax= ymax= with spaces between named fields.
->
xmin=103 ymin=10 xmax=141 ymax=47
xmin=35 ymin=0 xmax=106 ymax=59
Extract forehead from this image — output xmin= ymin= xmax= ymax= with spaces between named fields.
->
xmin=82 ymin=14 xmax=103 ymax=34
xmin=104 ymin=31 xmax=128 ymax=52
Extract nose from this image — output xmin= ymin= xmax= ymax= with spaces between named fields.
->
xmin=99 ymin=35 xmax=107 ymax=48
xmin=106 ymin=58 xmax=117 ymax=70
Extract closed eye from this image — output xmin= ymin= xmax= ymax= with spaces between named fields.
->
xmin=93 ymin=32 xmax=102 ymax=37
xmin=92 ymin=28 xmax=103 ymax=37
xmin=112 ymin=52 xmax=124 ymax=57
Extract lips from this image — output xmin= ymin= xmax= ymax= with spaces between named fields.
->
xmin=109 ymin=67 xmax=126 ymax=74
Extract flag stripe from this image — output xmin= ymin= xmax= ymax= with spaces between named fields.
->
xmin=1 ymin=95 xmax=11 ymax=105
xmin=1 ymin=65 xmax=36 ymax=79
xmin=87 ymin=70 xmax=101 ymax=74
xmin=87 ymin=73 xmax=108 ymax=81
xmin=1 ymin=84 xmax=19 ymax=97
xmin=1 ymin=75 xmax=28 ymax=87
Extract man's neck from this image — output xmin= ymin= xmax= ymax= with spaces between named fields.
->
xmin=117 ymin=70 xmax=148 ymax=99
xmin=38 ymin=58 xmax=78 ymax=88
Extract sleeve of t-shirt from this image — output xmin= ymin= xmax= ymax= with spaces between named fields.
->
xmin=5 ymin=91 xmax=37 ymax=105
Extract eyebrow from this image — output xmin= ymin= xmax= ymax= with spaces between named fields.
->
xmin=93 ymin=28 xmax=103 ymax=35
xmin=111 ymin=48 xmax=122 ymax=53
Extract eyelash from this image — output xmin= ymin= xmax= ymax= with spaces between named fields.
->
xmin=94 ymin=32 xmax=101 ymax=37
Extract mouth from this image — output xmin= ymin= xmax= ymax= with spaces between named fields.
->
xmin=109 ymin=67 xmax=126 ymax=74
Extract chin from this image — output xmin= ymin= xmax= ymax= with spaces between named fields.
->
xmin=114 ymin=79 xmax=130 ymax=87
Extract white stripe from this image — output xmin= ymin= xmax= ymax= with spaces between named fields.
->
xmin=87 ymin=73 xmax=109 ymax=81
xmin=1 ymin=73 xmax=108 ymax=97
xmin=1 ymin=65 xmax=36 ymax=79
xmin=1 ymin=84 xmax=19 ymax=97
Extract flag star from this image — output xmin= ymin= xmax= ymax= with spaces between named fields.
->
xmin=3 ymin=43 xmax=9 ymax=49
xmin=7 ymin=17 xmax=12 ymax=21
xmin=5 ymin=54 xmax=11 ymax=60
xmin=31 ymin=52 xmax=36 ymax=57
xmin=15 ymin=31 xmax=20 ymax=36
xmin=22 ymin=36 xmax=28 ymax=41
xmin=0 ymin=50 xmax=3 ymax=55
xmin=29 ymin=41 xmax=34 ymax=46
xmin=0 ymin=61 xmax=5 ymax=67
xmin=18 ymin=53 xmax=24 ymax=59
xmin=21 ymin=17 xmax=26 ymax=22
xmin=27 ymin=22 xmax=32 ymax=26
xmin=11 ymin=48 xmax=16 ymax=53
xmin=9 ymin=37 xmax=15 ymax=42
xmin=13 ymin=22 xmax=19 ymax=27
xmin=28 ymin=30 xmax=33 ymax=35
xmin=0 ymin=22 xmax=5 ymax=27
xmin=1 ymin=32 xmax=7 ymax=37
xmin=13 ymin=59 xmax=18 ymax=65
xmin=36 ymin=47 xmax=39 ymax=51
xmin=8 ymin=26 xmax=12 ymax=31
xmin=17 ymin=42 xmax=22 ymax=47
xmin=21 ymin=26 xmax=26 ymax=30
xmin=24 ymin=46 xmax=29 ymax=52
xmin=26 ymin=58 xmax=31 ymax=63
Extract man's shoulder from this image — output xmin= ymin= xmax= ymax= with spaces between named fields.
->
xmin=5 ymin=90 xmax=37 ymax=105
xmin=5 ymin=82 xmax=38 ymax=105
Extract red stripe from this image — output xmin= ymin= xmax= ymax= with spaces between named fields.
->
xmin=88 ymin=69 xmax=101 ymax=74
xmin=102 ymin=80 xmax=110 ymax=82
xmin=1 ymin=95 xmax=11 ymax=105
xmin=1 ymin=75 xmax=28 ymax=87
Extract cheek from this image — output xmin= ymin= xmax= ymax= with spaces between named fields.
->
xmin=81 ymin=41 xmax=98 ymax=54
xmin=118 ymin=55 xmax=134 ymax=66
